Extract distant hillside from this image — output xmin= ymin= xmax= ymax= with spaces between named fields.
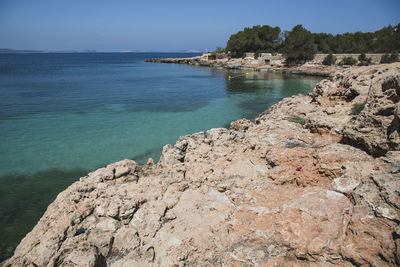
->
xmin=183 ymin=49 xmax=208 ymax=53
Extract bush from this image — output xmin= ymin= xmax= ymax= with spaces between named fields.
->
xmin=390 ymin=53 xmax=399 ymax=62
xmin=380 ymin=54 xmax=390 ymax=63
xmin=380 ymin=53 xmax=399 ymax=63
xmin=322 ymin=54 xmax=337 ymax=65
xmin=339 ymin=57 xmax=358 ymax=66
xmin=289 ymin=116 xmax=307 ymax=125
xmin=351 ymin=102 xmax=366 ymax=115
xmin=358 ymin=53 xmax=372 ymax=66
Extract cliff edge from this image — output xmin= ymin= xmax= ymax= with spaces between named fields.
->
xmin=3 ymin=63 xmax=400 ymax=266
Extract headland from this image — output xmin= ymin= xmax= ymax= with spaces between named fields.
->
xmin=144 ymin=53 xmax=389 ymax=77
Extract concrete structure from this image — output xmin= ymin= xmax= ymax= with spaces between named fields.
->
xmin=257 ymin=53 xmax=284 ymax=65
xmin=215 ymin=53 xmax=226 ymax=60
xmin=244 ymin=52 xmax=255 ymax=59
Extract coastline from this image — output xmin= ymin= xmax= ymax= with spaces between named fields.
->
xmin=144 ymin=55 xmax=344 ymax=77
xmin=3 ymin=63 xmax=400 ymax=266
xmin=0 ymin=53 xmax=322 ymax=264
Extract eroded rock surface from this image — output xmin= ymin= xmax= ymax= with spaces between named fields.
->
xmin=3 ymin=63 xmax=400 ymax=266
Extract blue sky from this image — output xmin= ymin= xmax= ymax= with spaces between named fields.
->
xmin=0 ymin=0 xmax=399 ymax=52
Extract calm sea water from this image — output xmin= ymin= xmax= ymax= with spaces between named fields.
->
xmin=0 ymin=52 xmax=321 ymax=261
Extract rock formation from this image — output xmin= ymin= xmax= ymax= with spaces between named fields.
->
xmin=3 ymin=63 xmax=400 ymax=266
xmin=145 ymin=56 xmax=337 ymax=77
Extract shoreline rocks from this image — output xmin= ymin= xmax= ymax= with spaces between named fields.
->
xmin=144 ymin=56 xmax=339 ymax=77
xmin=3 ymin=63 xmax=400 ymax=266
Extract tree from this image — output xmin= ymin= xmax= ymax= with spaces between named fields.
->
xmin=224 ymin=23 xmax=400 ymax=60
xmin=226 ymin=25 xmax=281 ymax=57
xmin=313 ymin=33 xmax=333 ymax=53
xmin=373 ymin=25 xmax=397 ymax=53
xmin=282 ymin=25 xmax=316 ymax=66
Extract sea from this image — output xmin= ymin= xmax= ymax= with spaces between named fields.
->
xmin=0 ymin=52 xmax=321 ymax=261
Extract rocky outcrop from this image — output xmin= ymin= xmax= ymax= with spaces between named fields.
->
xmin=3 ymin=63 xmax=400 ymax=266
xmin=145 ymin=56 xmax=337 ymax=77
xmin=341 ymin=69 xmax=400 ymax=156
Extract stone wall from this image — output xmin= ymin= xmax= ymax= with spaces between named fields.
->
xmin=243 ymin=52 xmax=390 ymax=65
xmin=313 ymin=53 xmax=387 ymax=64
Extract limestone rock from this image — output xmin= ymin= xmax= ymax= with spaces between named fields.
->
xmin=341 ymin=69 xmax=400 ymax=156
xmin=331 ymin=176 xmax=360 ymax=194
xmin=4 ymin=63 xmax=400 ymax=266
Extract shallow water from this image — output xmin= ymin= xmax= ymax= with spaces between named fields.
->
xmin=0 ymin=52 xmax=321 ymax=261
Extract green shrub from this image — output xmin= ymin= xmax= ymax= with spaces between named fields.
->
xmin=339 ymin=57 xmax=358 ymax=66
xmin=358 ymin=53 xmax=372 ymax=66
xmin=351 ymin=102 xmax=366 ymax=115
xmin=381 ymin=54 xmax=390 ymax=63
xmin=391 ymin=53 xmax=399 ymax=62
xmin=289 ymin=116 xmax=307 ymax=125
xmin=380 ymin=53 xmax=399 ymax=63
xmin=322 ymin=54 xmax=337 ymax=65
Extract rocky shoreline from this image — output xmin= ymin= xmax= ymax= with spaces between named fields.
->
xmin=3 ymin=63 xmax=400 ymax=266
xmin=144 ymin=56 xmax=341 ymax=77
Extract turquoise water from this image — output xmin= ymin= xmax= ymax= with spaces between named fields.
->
xmin=0 ymin=53 xmax=321 ymax=261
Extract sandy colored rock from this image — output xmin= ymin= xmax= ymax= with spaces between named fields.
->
xmin=3 ymin=63 xmax=400 ymax=266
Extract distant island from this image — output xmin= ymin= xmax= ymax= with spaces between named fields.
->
xmin=0 ymin=48 xmax=97 ymax=54
xmin=0 ymin=48 xmax=209 ymax=54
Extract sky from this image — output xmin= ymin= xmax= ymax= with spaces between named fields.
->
xmin=0 ymin=0 xmax=399 ymax=52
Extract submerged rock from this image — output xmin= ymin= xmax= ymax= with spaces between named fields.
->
xmin=3 ymin=63 xmax=400 ymax=266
